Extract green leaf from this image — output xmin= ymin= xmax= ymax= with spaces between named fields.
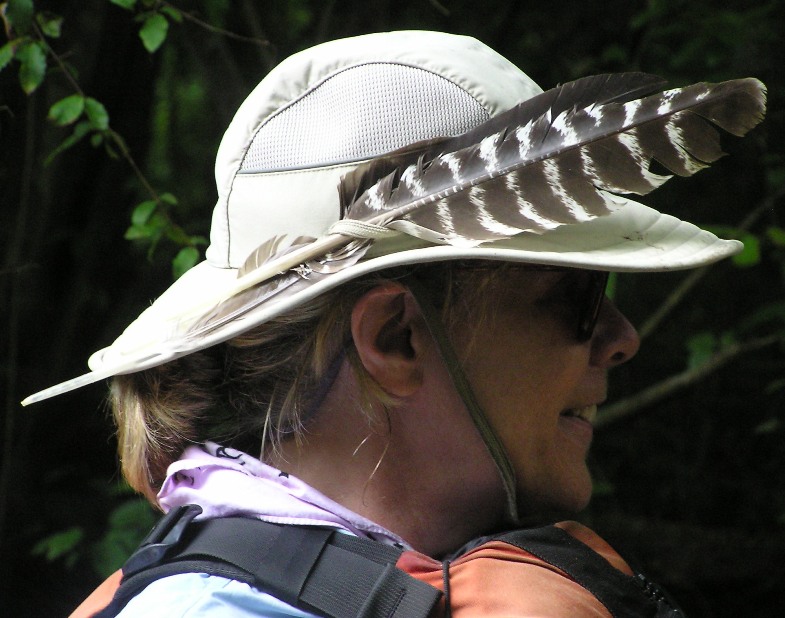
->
xmin=160 ymin=5 xmax=184 ymax=23
xmin=125 ymin=212 xmax=167 ymax=241
xmin=591 ymin=478 xmax=615 ymax=497
xmin=131 ymin=200 xmax=157 ymax=226
xmin=600 ymin=44 xmax=629 ymax=65
xmin=108 ymin=499 xmax=156 ymax=529
xmin=48 ymin=94 xmax=85 ymax=126
xmin=139 ymin=13 xmax=169 ymax=53
xmin=106 ymin=480 xmax=137 ymax=496
xmin=109 ymin=0 xmax=138 ymax=10
xmin=767 ymin=166 xmax=785 ymax=192
xmin=165 ymin=225 xmax=192 ymax=245
xmin=5 ymin=0 xmax=34 ymax=34
xmin=766 ymin=226 xmax=785 ymax=248
xmin=753 ymin=417 xmax=781 ymax=435
xmin=285 ymin=2 xmax=313 ymax=33
xmin=709 ymin=226 xmax=763 ymax=267
xmin=124 ymin=225 xmax=149 ymax=241
xmin=44 ymin=120 xmax=92 ymax=165
xmin=17 ymin=40 xmax=47 ymax=94
xmin=0 ymin=42 xmax=16 ymax=72
xmin=605 ymin=272 xmax=617 ymax=301
xmin=159 ymin=192 xmax=178 ymax=205
xmin=686 ymin=332 xmax=716 ymax=370
xmin=32 ymin=527 xmax=84 ymax=562
xmin=84 ymin=97 xmax=109 ymax=130
xmin=91 ymin=500 xmax=157 ymax=577
xmin=173 ymin=246 xmax=200 ymax=279
xmin=36 ymin=11 xmax=64 ymax=38
xmin=718 ymin=331 xmax=737 ymax=349
xmin=731 ymin=233 xmax=760 ymax=267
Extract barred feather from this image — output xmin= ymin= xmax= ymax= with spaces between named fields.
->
xmin=191 ymin=73 xmax=766 ymax=332
xmin=338 ymin=72 xmax=669 ymax=211
xmin=345 ymin=75 xmax=766 ymax=245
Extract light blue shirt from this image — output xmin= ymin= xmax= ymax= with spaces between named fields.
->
xmin=117 ymin=573 xmax=317 ymax=618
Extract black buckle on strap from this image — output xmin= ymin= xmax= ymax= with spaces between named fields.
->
xmin=122 ymin=504 xmax=203 ymax=577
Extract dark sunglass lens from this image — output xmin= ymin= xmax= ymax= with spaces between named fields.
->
xmin=576 ymin=271 xmax=609 ymax=341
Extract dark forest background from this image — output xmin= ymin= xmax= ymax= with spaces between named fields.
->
xmin=2 ymin=0 xmax=784 ymax=615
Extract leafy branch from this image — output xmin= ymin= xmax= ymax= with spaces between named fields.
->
xmin=1 ymin=0 xmax=212 ymax=277
xmin=111 ymin=0 xmax=271 ymax=51
xmin=109 ymin=0 xmax=181 ymax=54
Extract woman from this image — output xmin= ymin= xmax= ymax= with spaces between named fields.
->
xmin=28 ymin=30 xmax=764 ymax=617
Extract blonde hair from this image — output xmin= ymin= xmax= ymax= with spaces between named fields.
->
xmin=111 ymin=263 xmax=504 ymax=503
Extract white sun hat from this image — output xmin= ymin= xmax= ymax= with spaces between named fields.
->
xmin=24 ymin=30 xmax=757 ymax=405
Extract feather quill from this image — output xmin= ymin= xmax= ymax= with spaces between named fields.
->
xmin=190 ymin=235 xmax=371 ymax=335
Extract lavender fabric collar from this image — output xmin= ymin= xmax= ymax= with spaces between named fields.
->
xmin=157 ymin=441 xmax=409 ymax=547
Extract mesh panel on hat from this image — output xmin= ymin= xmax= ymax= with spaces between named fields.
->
xmin=240 ymin=62 xmax=490 ymax=172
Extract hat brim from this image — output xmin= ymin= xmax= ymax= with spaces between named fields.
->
xmin=22 ymin=198 xmax=740 ymax=405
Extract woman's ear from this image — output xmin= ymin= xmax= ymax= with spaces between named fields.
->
xmin=351 ymin=283 xmax=427 ymax=397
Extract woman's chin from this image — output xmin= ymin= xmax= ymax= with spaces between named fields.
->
xmin=518 ymin=471 xmax=594 ymax=519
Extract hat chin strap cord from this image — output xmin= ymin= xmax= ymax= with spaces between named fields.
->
xmin=403 ymin=276 xmax=520 ymax=524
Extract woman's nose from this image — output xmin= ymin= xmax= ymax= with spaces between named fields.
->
xmin=590 ymin=298 xmax=641 ymax=367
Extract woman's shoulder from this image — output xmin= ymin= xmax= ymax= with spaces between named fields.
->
xmin=115 ymin=572 xmax=317 ymax=618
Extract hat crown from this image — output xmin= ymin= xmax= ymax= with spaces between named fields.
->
xmin=239 ymin=62 xmax=490 ymax=173
xmin=206 ymin=31 xmax=543 ymax=268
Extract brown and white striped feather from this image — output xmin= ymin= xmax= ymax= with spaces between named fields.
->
xmin=346 ymin=75 xmax=766 ymax=245
xmin=189 ymin=74 xmax=766 ymax=337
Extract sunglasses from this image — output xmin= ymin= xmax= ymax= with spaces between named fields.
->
xmin=572 ymin=270 xmax=610 ymax=342
xmin=449 ymin=263 xmax=609 ymax=342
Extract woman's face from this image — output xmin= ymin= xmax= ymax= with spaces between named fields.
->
xmin=452 ymin=267 xmax=640 ymax=516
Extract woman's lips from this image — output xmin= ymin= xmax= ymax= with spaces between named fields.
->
xmin=558 ymin=405 xmax=597 ymax=445
xmin=561 ymin=405 xmax=597 ymax=423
